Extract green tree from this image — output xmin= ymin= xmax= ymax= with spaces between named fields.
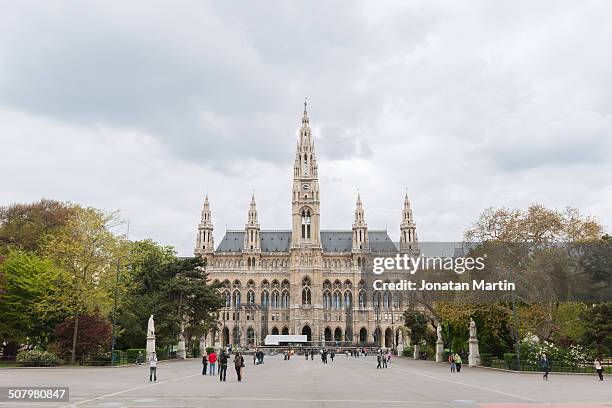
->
xmin=43 ymin=206 xmax=120 ymax=364
xmin=403 ymin=309 xmax=429 ymax=344
xmin=0 ymin=251 xmax=68 ymax=357
xmin=581 ymin=303 xmax=612 ymax=356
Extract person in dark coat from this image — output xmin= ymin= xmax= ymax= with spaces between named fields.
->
xmin=219 ymin=350 xmax=228 ymax=382
xmin=540 ymin=354 xmax=551 ymax=381
xmin=234 ymin=352 xmax=245 ymax=382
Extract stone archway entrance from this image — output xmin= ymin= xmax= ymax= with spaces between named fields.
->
xmin=334 ymin=327 xmax=342 ymax=342
xmin=359 ymin=327 xmax=368 ymax=345
xmin=302 ymin=325 xmax=312 ymax=341
xmin=324 ymin=327 xmax=332 ymax=342
xmin=373 ymin=327 xmax=382 ymax=347
xmin=272 ymin=327 xmax=279 ymax=335
xmin=385 ymin=327 xmax=393 ymax=348
xmin=282 ymin=327 xmax=289 ymax=335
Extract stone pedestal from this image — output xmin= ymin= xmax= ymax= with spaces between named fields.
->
xmin=436 ymin=340 xmax=444 ymax=363
xmin=146 ymin=335 xmax=156 ymax=360
xmin=177 ymin=339 xmax=186 ymax=359
xmin=413 ymin=344 xmax=420 ymax=360
xmin=468 ymin=338 xmax=480 ymax=366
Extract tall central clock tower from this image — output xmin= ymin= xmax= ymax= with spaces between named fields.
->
xmin=291 ymin=100 xmax=321 ymax=249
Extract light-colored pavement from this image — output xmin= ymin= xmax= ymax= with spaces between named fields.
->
xmin=0 ymin=354 xmax=609 ymax=408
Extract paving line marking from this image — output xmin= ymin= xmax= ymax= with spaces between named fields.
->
xmin=59 ymin=373 xmax=201 ymax=408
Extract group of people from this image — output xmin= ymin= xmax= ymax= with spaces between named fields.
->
xmin=376 ymin=349 xmax=392 ymax=369
xmin=448 ymin=352 xmax=463 ymax=373
xmin=350 ymin=348 xmax=368 ymax=357
xmin=320 ymin=349 xmax=335 ymax=363
xmin=201 ymin=348 xmax=245 ymax=382
xmin=254 ymin=349 xmax=265 ymax=364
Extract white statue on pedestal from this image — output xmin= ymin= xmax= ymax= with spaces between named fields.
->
xmin=435 ymin=321 xmax=444 ymax=363
xmin=468 ymin=317 xmax=480 ymax=366
xmin=148 ymin=315 xmax=155 ymax=336
xmin=146 ymin=315 xmax=156 ymax=360
xmin=469 ymin=318 xmax=477 ymax=340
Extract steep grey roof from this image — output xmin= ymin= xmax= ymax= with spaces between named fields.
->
xmin=321 ymin=231 xmax=352 ymax=252
xmin=216 ymin=231 xmax=291 ymax=252
xmin=369 ymin=230 xmax=399 ymax=252
xmin=216 ymin=230 xmax=397 ymax=253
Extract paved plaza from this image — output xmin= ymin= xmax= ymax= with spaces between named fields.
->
xmin=0 ymin=355 xmax=609 ymax=408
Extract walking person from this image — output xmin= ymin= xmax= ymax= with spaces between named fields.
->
xmin=540 ymin=353 xmax=550 ymax=381
xmin=310 ymin=350 xmax=314 ymax=360
xmin=234 ymin=352 xmax=245 ymax=382
xmin=330 ymin=351 xmax=335 ymax=362
xmin=448 ymin=352 xmax=456 ymax=373
xmin=208 ymin=350 xmax=217 ymax=375
xmin=202 ymin=352 xmax=208 ymax=375
xmin=595 ymin=357 xmax=604 ymax=381
xmin=219 ymin=350 xmax=228 ymax=382
xmin=382 ymin=351 xmax=388 ymax=368
xmin=454 ymin=353 xmax=462 ymax=373
xmin=376 ymin=352 xmax=382 ymax=369
xmin=137 ymin=351 xmax=143 ymax=366
xmin=148 ymin=352 xmax=158 ymax=382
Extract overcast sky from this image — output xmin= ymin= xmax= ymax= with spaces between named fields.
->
xmin=1 ymin=1 xmax=611 ymax=256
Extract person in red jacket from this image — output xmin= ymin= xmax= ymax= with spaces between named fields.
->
xmin=208 ymin=351 xmax=217 ymax=375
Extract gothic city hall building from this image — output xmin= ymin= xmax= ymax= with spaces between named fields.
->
xmin=194 ymin=103 xmax=419 ymax=349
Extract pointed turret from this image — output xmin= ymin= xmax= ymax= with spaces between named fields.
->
xmin=352 ymin=190 xmax=369 ymax=252
xmin=195 ymin=194 xmax=214 ymax=258
xmin=244 ymin=193 xmax=261 ymax=258
xmin=400 ymin=192 xmax=419 ymax=253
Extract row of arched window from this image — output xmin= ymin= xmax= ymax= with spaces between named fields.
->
xmin=218 ymin=277 xmax=403 ymax=309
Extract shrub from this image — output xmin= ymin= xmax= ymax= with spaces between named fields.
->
xmin=480 ymin=353 xmax=492 ymax=367
xmin=16 ymin=350 xmax=61 ymax=367
xmin=503 ymin=352 xmax=517 ymax=370
xmin=402 ymin=346 xmax=413 ymax=357
xmin=206 ymin=347 xmax=215 ymax=354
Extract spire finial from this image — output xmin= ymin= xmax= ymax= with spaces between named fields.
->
xmin=304 ymin=97 xmax=308 ymax=113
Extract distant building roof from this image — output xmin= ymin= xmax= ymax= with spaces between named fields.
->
xmin=215 ymin=230 xmax=398 ymax=253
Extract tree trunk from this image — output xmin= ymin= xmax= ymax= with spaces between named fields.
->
xmin=71 ymin=311 xmax=79 ymax=365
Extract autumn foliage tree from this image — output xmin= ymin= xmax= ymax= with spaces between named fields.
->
xmin=55 ymin=311 xmax=112 ymax=358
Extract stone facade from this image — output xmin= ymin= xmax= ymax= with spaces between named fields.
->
xmin=194 ymin=102 xmax=419 ymax=349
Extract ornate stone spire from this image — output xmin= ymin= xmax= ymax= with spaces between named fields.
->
xmin=195 ymin=194 xmax=214 ymax=256
xmin=352 ymin=190 xmax=368 ymax=252
xmin=400 ymin=192 xmax=418 ymax=253
xmin=244 ymin=193 xmax=261 ymax=253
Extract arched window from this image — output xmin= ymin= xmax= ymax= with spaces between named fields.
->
xmin=233 ymin=290 xmax=241 ymax=307
xmin=323 ymin=291 xmax=331 ymax=309
xmin=302 ymin=277 xmax=311 ymax=305
xmin=282 ymin=291 xmax=289 ymax=309
xmin=224 ymin=290 xmax=231 ymax=308
xmin=333 ymin=291 xmax=342 ymax=309
xmin=373 ymin=292 xmax=380 ymax=308
xmin=301 ymin=209 xmax=311 ymax=239
xmin=261 ymin=291 xmax=269 ymax=308
xmin=271 ymin=290 xmax=280 ymax=309
xmin=247 ymin=290 xmax=255 ymax=305
xmin=383 ymin=291 xmax=391 ymax=309
xmin=344 ymin=291 xmax=352 ymax=308
xmin=358 ymin=290 xmax=366 ymax=308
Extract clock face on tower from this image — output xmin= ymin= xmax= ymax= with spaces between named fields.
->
xmin=302 ymin=183 xmax=310 ymax=191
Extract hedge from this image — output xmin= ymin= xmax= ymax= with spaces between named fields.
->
xmin=16 ymin=350 xmax=61 ymax=367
